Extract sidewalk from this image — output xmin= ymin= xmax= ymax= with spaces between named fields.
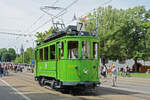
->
xmin=100 ymin=76 xmax=150 ymax=94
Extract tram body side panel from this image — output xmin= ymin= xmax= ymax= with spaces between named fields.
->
xmin=35 ymin=61 xmax=56 ymax=78
xmin=57 ymin=59 xmax=99 ymax=83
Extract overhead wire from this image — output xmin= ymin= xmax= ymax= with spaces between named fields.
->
xmin=16 ymin=0 xmax=61 ymax=49
xmin=66 ymin=0 xmax=112 ymax=25
xmin=0 ymin=0 xmax=61 ymax=50
xmin=25 ymin=0 xmax=60 ymax=33
xmin=29 ymin=0 xmax=79 ymax=33
xmin=0 ymin=32 xmax=31 ymax=36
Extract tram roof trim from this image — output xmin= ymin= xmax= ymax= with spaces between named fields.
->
xmin=38 ymin=25 xmax=96 ymax=45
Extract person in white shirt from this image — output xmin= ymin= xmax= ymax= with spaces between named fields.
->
xmin=112 ymin=64 xmax=117 ymax=87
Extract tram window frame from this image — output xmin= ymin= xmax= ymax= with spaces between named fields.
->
xmin=44 ymin=47 xmax=48 ymax=60
xmin=93 ymin=42 xmax=98 ymax=59
xmin=50 ymin=44 xmax=56 ymax=59
xmin=82 ymin=41 xmax=90 ymax=59
xmin=40 ymin=48 xmax=43 ymax=61
xmin=58 ymin=42 xmax=64 ymax=59
xmin=68 ymin=41 xmax=78 ymax=59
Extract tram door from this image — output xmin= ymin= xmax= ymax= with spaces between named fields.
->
xmin=34 ymin=49 xmax=38 ymax=76
xmin=56 ymin=42 xmax=64 ymax=80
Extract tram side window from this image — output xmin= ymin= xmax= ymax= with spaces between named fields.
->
xmin=44 ymin=47 xmax=48 ymax=60
xmin=68 ymin=41 xmax=78 ymax=59
xmin=58 ymin=42 xmax=64 ymax=59
xmin=82 ymin=41 xmax=90 ymax=59
xmin=40 ymin=49 xmax=43 ymax=61
xmin=93 ymin=42 xmax=98 ymax=59
xmin=50 ymin=45 xmax=55 ymax=59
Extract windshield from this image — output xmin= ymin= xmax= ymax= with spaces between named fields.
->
xmin=82 ymin=41 xmax=90 ymax=59
xmin=68 ymin=41 xmax=78 ymax=59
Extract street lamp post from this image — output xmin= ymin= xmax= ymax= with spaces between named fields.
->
xmin=20 ymin=44 xmax=24 ymax=64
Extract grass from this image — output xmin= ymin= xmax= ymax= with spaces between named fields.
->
xmin=117 ymin=72 xmax=150 ymax=78
xmin=129 ymin=73 xmax=150 ymax=78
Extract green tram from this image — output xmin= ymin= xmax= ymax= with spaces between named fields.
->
xmin=34 ymin=25 xmax=100 ymax=89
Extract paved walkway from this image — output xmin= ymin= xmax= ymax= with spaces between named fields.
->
xmin=101 ymin=76 xmax=150 ymax=94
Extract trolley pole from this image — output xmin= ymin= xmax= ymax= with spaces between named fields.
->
xmin=32 ymin=41 xmax=34 ymax=64
xmin=21 ymin=44 xmax=24 ymax=64
xmin=95 ymin=9 xmax=98 ymax=36
xmin=23 ymin=51 xmax=24 ymax=64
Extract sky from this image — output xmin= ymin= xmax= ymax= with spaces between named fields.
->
xmin=0 ymin=0 xmax=150 ymax=53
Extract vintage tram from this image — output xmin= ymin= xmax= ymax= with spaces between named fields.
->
xmin=34 ymin=25 xmax=100 ymax=89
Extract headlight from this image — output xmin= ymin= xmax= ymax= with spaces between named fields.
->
xmin=84 ymin=69 xmax=88 ymax=74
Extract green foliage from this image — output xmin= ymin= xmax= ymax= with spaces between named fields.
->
xmin=14 ymin=47 xmax=33 ymax=64
xmin=1 ymin=52 xmax=11 ymax=62
xmin=24 ymin=47 xmax=33 ymax=64
xmin=85 ymin=5 xmax=150 ymax=63
xmin=14 ymin=56 xmax=22 ymax=63
xmin=8 ymin=48 xmax=16 ymax=61
xmin=0 ymin=48 xmax=7 ymax=61
xmin=0 ymin=48 xmax=16 ymax=62
xmin=35 ymin=27 xmax=53 ymax=43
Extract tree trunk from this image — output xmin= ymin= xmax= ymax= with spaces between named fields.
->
xmin=134 ymin=59 xmax=138 ymax=72
xmin=101 ymin=56 xmax=106 ymax=66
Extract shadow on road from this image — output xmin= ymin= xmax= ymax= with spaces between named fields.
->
xmin=95 ymin=87 xmax=140 ymax=96
xmin=56 ymin=86 xmax=140 ymax=96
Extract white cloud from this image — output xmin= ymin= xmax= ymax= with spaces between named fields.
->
xmin=0 ymin=1 xmax=27 ymax=19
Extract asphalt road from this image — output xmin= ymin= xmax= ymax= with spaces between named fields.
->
xmin=0 ymin=72 xmax=150 ymax=100
xmin=0 ymin=79 xmax=26 ymax=100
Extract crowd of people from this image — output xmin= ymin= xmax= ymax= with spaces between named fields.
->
xmin=100 ymin=64 xmax=131 ymax=87
xmin=0 ymin=63 xmax=23 ymax=77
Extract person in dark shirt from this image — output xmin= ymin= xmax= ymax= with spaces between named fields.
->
xmin=0 ymin=64 xmax=3 ymax=77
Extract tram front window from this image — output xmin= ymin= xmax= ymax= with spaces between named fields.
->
xmin=82 ymin=41 xmax=90 ymax=59
xmin=68 ymin=41 xmax=78 ymax=59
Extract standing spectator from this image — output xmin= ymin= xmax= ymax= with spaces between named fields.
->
xmin=107 ymin=66 xmax=111 ymax=76
xmin=5 ymin=65 xmax=8 ymax=76
xmin=14 ymin=64 xmax=17 ymax=73
xmin=125 ymin=65 xmax=129 ymax=76
xmin=17 ymin=64 xmax=21 ymax=72
xmin=3 ymin=63 xmax=6 ymax=76
xmin=112 ymin=64 xmax=117 ymax=87
xmin=32 ymin=67 xmax=34 ymax=73
xmin=120 ymin=67 xmax=124 ymax=76
xmin=103 ymin=65 xmax=107 ymax=78
xmin=10 ymin=64 xmax=13 ymax=71
xmin=100 ymin=66 xmax=104 ymax=78
xmin=100 ymin=65 xmax=107 ymax=78
xmin=0 ymin=64 xmax=3 ymax=77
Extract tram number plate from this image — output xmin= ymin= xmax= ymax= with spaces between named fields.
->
xmin=77 ymin=22 xmax=85 ymax=31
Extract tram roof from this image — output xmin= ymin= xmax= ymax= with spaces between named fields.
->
xmin=38 ymin=25 xmax=97 ymax=45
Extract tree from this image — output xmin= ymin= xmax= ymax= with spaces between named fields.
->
xmin=0 ymin=48 xmax=7 ymax=61
xmin=0 ymin=48 xmax=16 ymax=62
xmin=35 ymin=27 xmax=53 ymax=43
xmin=8 ymin=48 xmax=16 ymax=61
xmin=14 ymin=56 xmax=22 ymax=63
xmin=24 ymin=47 xmax=33 ymax=64
xmin=1 ymin=52 xmax=11 ymax=62
xmin=123 ymin=6 xmax=148 ymax=72
xmin=14 ymin=47 xmax=33 ymax=64
xmin=85 ymin=6 xmax=128 ymax=64
xmin=85 ymin=6 xmax=150 ymax=72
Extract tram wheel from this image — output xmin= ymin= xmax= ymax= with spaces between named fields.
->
xmin=38 ymin=77 xmax=44 ymax=86
xmin=50 ymin=80 xmax=55 ymax=89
